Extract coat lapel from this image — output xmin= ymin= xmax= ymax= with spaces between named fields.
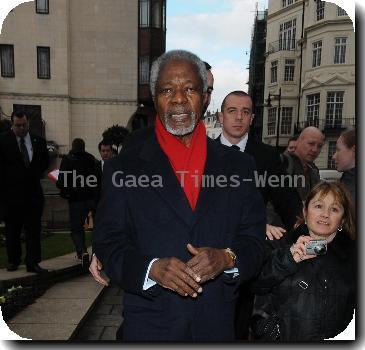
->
xmin=9 ymin=131 xmax=24 ymax=165
xmin=192 ymin=139 xmax=228 ymax=228
xmin=139 ymin=135 xmax=194 ymax=227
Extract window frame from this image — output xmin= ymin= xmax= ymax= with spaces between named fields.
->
xmin=334 ymin=37 xmax=347 ymax=64
xmin=139 ymin=55 xmax=150 ymax=84
xmin=312 ymin=40 xmax=322 ymax=68
xmin=284 ymin=59 xmax=295 ymax=81
xmin=306 ymin=93 xmax=320 ymax=128
xmin=325 ymin=91 xmax=344 ymax=128
xmin=0 ymin=44 xmax=15 ymax=78
xmin=36 ymin=0 xmax=49 ymax=14
xmin=316 ymin=0 xmax=325 ymax=21
xmin=337 ymin=6 xmax=347 ymax=16
xmin=268 ymin=107 xmax=277 ymax=135
xmin=270 ymin=60 xmax=278 ymax=84
xmin=281 ymin=107 xmax=293 ymax=134
xmin=279 ymin=18 xmax=297 ymax=51
xmin=37 ymin=46 xmax=51 ymax=79
xmin=139 ymin=0 xmax=150 ymax=28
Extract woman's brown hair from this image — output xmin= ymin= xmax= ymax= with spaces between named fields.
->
xmin=340 ymin=129 xmax=355 ymax=149
xmin=295 ymin=181 xmax=355 ymax=240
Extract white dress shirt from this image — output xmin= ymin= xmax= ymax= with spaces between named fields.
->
xmin=220 ymin=133 xmax=248 ymax=152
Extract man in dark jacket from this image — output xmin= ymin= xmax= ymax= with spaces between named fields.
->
xmin=218 ymin=91 xmax=303 ymax=340
xmin=56 ymin=138 xmax=96 ymax=265
xmin=0 ymin=111 xmax=49 ymax=273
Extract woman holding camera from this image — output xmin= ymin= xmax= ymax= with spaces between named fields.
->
xmin=250 ymin=182 xmax=355 ymax=341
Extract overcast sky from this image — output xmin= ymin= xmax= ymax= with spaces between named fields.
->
xmin=167 ymin=0 xmax=268 ymax=113
xmin=166 ymin=0 xmax=355 ymax=114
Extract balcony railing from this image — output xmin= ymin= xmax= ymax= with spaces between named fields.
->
xmin=266 ymin=39 xmax=299 ymax=55
xmin=296 ymin=117 xmax=356 ymax=132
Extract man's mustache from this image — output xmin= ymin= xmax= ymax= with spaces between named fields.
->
xmin=164 ymin=107 xmax=194 ymax=118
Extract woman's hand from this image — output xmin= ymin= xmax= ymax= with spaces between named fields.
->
xmin=290 ymin=235 xmax=317 ymax=263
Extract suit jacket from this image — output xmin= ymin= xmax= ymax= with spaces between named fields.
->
xmin=0 ymin=130 xmax=49 ymax=206
xmin=93 ymin=133 xmax=266 ymax=339
xmin=218 ymin=135 xmax=302 ymax=230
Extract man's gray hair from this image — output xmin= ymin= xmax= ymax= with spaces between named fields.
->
xmin=150 ymin=50 xmax=208 ymax=97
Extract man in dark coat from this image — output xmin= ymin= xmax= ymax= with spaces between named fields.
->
xmin=93 ymin=50 xmax=266 ymax=341
xmin=0 ymin=111 xmax=49 ymax=273
xmin=56 ymin=138 xmax=96 ymax=266
xmin=217 ymin=91 xmax=303 ymax=340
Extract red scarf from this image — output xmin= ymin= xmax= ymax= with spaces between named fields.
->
xmin=155 ymin=116 xmax=207 ymax=210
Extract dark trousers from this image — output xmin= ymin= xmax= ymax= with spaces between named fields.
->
xmin=68 ymin=200 xmax=93 ymax=258
xmin=235 ymin=285 xmax=254 ymax=340
xmin=4 ymin=199 xmax=44 ymax=267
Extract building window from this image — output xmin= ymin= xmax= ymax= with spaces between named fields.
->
xmin=306 ymin=93 xmax=320 ymax=128
xmin=162 ymin=1 xmax=166 ymax=30
xmin=282 ymin=0 xmax=298 ymax=7
xmin=284 ymin=59 xmax=295 ymax=81
xmin=268 ymin=107 xmax=277 ymax=135
xmin=327 ymin=141 xmax=337 ymax=169
xmin=334 ymin=37 xmax=347 ymax=64
xmin=270 ymin=61 xmax=278 ymax=83
xmin=281 ymin=107 xmax=293 ymax=134
xmin=37 ymin=46 xmax=50 ymax=79
xmin=0 ymin=44 xmax=14 ymax=77
xmin=279 ymin=19 xmax=296 ymax=51
xmin=337 ymin=6 xmax=347 ymax=16
xmin=316 ymin=0 xmax=325 ymax=21
xmin=312 ymin=40 xmax=322 ymax=68
xmin=139 ymin=56 xmax=149 ymax=84
xmin=36 ymin=0 xmax=49 ymax=14
xmin=140 ymin=0 xmax=150 ymax=27
xmin=325 ymin=91 xmax=344 ymax=128
xmin=152 ymin=1 xmax=161 ymax=28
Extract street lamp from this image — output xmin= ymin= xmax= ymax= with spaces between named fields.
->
xmin=266 ymin=87 xmax=281 ymax=148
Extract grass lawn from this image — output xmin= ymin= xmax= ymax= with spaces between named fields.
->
xmin=0 ymin=231 xmax=92 ymax=269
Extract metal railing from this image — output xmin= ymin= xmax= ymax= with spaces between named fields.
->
xmin=266 ymin=39 xmax=299 ymax=55
xmin=297 ymin=117 xmax=356 ymax=131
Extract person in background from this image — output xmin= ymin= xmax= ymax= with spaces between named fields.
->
xmin=282 ymin=127 xmax=325 ymax=201
xmin=217 ymin=90 xmax=303 ymax=340
xmin=285 ymin=135 xmax=298 ymax=155
xmin=0 ymin=111 xmax=49 ymax=273
xmin=250 ymin=181 xmax=355 ymax=341
xmin=56 ymin=138 xmax=96 ymax=267
xmin=332 ymin=129 xmax=355 ymax=202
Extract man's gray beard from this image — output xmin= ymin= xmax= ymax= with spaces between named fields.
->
xmin=163 ymin=113 xmax=197 ymax=136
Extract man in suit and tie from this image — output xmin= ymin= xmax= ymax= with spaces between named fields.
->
xmin=93 ymin=50 xmax=266 ymax=341
xmin=218 ymin=91 xmax=303 ymax=340
xmin=0 ymin=111 xmax=49 ymax=273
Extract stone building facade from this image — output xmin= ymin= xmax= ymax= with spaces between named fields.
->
xmin=262 ymin=0 xmax=355 ymax=169
xmin=0 ymin=0 xmax=166 ymax=156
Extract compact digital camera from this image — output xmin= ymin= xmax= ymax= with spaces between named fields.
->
xmin=306 ymin=239 xmax=327 ymax=255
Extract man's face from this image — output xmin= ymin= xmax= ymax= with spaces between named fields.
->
xmin=219 ymin=95 xmax=254 ymax=143
xmin=12 ymin=116 xmax=29 ymax=138
xmin=154 ymin=59 xmax=207 ymax=136
xmin=295 ymin=132 xmax=324 ymax=163
xmin=287 ymin=140 xmax=297 ymax=154
xmin=99 ymin=145 xmax=113 ymax=161
xmin=202 ymin=70 xmax=214 ymax=115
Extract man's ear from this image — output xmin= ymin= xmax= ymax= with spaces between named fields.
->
xmin=250 ymin=113 xmax=255 ymax=126
xmin=202 ymin=92 xmax=209 ymax=106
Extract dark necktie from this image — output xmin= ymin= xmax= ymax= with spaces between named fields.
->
xmin=231 ymin=145 xmax=240 ymax=151
xmin=20 ymin=137 xmax=30 ymax=167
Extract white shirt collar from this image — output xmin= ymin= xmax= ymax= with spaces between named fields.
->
xmin=220 ymin=133 xmax=249 ymax=152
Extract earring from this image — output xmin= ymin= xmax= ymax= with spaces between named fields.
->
xmin=338 ymin=226 xmax=343 ymax=232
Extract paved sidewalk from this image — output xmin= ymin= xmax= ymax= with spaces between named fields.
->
xmin=6 ymin=274 xmax=104 ymax=340
xmin=73 ymin=284 xmax=123 ymax=341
